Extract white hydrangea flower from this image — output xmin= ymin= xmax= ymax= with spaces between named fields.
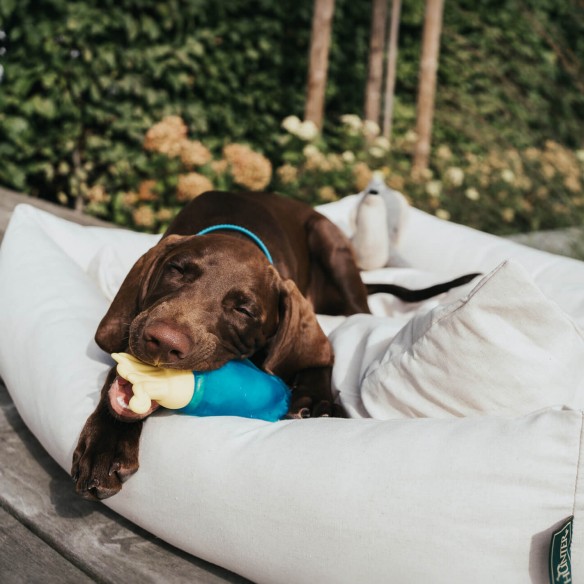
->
xmin=281 ymin=115 xmax=302 ymax=134
xmin=445 ymin=166 xmax=464 ymax=187
xmin=368 ymin=146 xmax=386 ymax=158
xmin=341 ymin=150 xmax=356 ymax=163
xmin=341 ymin=115 xmax=363 ymax=136
xmin=303 ymin=144 xmax=320 ymax=158
xmin=373 ymin=136 xmax=391 ymax=151
xmin=465 ymin=187 xmax=480 ymax=201
xmin=436 ymin=145 xmax=453 ymax=160
xmin=425 ymin=180 xmax=443 ymax=198
xmin=501 ymin=169 xmax=516 ymax=184
xmin=340 ymin=114 xmax=363 ymax=131
xmin=295 ymin=120 xmax=319 ymax=141
xmin=404 ymin=130 xmax=418 ymax=144
xmin=363 ymin=120 xmax=380 ymax=138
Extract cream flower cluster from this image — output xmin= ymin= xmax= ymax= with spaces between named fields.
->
xmin=223 ymin=144 xmax=272 ymax=191
xmin=281 ymin=116 xmax=319 ymax=141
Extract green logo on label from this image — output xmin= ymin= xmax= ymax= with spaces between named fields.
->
xmin=549 ymin=516 xmax=573 ymax=584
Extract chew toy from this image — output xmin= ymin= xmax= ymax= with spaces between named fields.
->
xmin=112 ymin=353 xmax=290 ymax=422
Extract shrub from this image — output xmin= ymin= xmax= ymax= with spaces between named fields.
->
xmin=110 ymin=116 xmax=273 ymax=232
xmin=271 ymin=114 xmax=584 ymax=234
xmin=109 ymin=113 xmax=584 ymax=237
xmin=1 ymin=0 xmax=583 ymax=236
xmin=0 ymin=0 xmax=317 ymax=211
xmin=406 ymin=140 xmax=584 ymax=235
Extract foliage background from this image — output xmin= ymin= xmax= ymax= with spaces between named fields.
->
xmin=0 ymin=0 xmax=583 ymax=234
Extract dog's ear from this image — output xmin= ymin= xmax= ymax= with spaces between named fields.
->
xmin=95 ymin=235 xmax=184 ymax=353
xmin=262 ymin=277 xmax=334 ymax=382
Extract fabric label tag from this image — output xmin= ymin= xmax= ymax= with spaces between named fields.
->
xmin=549 ymin=516 xmax=573 ymax=584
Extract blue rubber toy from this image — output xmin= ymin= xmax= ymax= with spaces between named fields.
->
xmin=179 ymin=359 xmax=291 ymax=422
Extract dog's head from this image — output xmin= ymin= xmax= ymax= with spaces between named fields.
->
xmin=96 ymin=234 xmax=332 ymax=419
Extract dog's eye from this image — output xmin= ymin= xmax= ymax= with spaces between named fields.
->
xmin=167 ymin=262 xmax=184 ymax=276
xmin=234 ymin=306 xmax=254 ymax=318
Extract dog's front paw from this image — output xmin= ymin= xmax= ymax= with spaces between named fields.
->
xmin=286 ymin=396 xmax=346 ymax=419
xmin=71 ymin=412 xmax=142 ymax=500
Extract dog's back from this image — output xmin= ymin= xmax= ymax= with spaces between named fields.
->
xmin=165 ymin=191 xmax=351 ymax=306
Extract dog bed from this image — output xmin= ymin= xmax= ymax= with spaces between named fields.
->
xmin=0 ymin=199 xmax=582 ymax=583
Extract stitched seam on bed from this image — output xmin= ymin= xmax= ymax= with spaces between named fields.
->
xmin=386 ymin=263 xmax=503 ymax=363
xmin=572 ymin=412 xmax=584 ymax=518
xmin=416 ymin=261 xmax=506 ymax=335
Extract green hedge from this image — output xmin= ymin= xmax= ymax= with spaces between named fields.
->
xmin=0 ymin=0 xmax=583 ymax=234
xmin=0 ymin=0 xmax=317 ymax=203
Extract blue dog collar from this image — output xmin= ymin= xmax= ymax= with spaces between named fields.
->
xmin=196 ymin=224 xmax=274 ymax=264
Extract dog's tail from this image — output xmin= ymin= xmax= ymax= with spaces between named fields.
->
xmin=365 ymin=273 xmax=481 ymax=303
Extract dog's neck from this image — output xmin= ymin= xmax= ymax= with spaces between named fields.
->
xmin=196 ymin=224 xmax=273 ymax=264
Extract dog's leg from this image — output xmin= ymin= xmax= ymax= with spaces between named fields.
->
xmin=72 ymin=368 xmax=142 ymax=500
xmin=286 ymin=366 xmax=345 ymax=418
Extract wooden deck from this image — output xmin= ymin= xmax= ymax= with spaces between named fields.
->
xmin=0 ymin=188 xmax=248 ymax=583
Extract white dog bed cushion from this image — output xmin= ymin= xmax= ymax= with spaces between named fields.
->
xmin=354 ymin=259 xmax=584 ymax=418
xmin=0 ymin=204 xmax=582 ymax=583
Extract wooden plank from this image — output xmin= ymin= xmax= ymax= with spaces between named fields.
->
xmin=0 ymin=186 xmax=113 ymax=238
xmin=0 ymin=506 xmax=93 ymax=583
xmin=0 ymin=382 xmax=249 ymax=584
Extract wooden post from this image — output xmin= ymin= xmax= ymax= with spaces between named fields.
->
xmin=364 ymin=0 xmax=388 ymax=124
xmin=412 ymin=0 xmax=444 ymax=175
xmin=304 ymin=0 xmax=336 ymax=129
xmin=382 ymin=0 xmax=402 ymax=140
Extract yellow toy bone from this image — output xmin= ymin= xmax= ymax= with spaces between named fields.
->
xmin=112 ymin=352 xmax=194 ymax=414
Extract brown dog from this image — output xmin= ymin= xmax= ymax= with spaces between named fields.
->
xmin=72 ymin=191 xmax=477 ymax=500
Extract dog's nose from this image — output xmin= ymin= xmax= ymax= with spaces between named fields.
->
xmin=142 ymin=321 xmax=192 ymax=365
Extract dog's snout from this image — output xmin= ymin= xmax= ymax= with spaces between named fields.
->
xmin=142 ymin=321 xmax=192 ymax=364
